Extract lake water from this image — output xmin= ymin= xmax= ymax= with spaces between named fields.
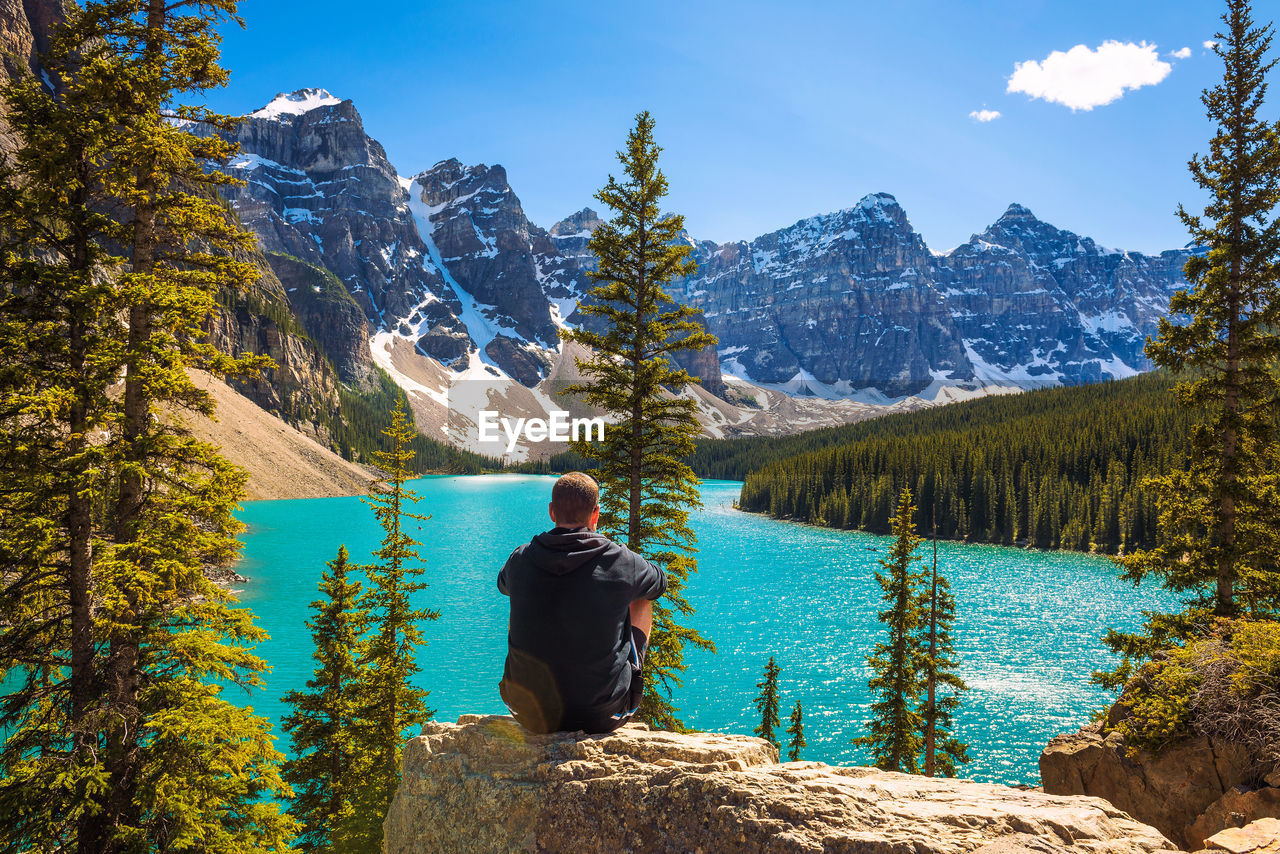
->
xmin=233 ymin=475 xmax=1175 ymax=786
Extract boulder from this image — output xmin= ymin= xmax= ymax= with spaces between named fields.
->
xmin=1041 ymin=723 xmax=1261 ymax=850
xmin=386 ymin=715 xmax=1174 ymax=854
xmin=1201 ymin=817 xmax=1280 ymax=854
xmin=1189 ymin=788 xmax=1280 ymax=851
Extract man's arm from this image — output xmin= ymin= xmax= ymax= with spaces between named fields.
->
xmin=629 ymin=555 xmax=666 ymax=641
xmin=628 ymin=598 xmax=653 ymax=641
xmin=632 ymin=554 xmax=666 ymax=601
xmin=497 ymin=549 xmax=518 ymax=596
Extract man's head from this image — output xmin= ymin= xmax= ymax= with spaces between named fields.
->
xmin=549 ymin=471 xmax=600 ymax=530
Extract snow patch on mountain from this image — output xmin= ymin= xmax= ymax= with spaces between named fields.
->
xmin=251 ymin=88 xmax=343 ymax=121
xmin=403 ymin=179 xmax=515 ymax=372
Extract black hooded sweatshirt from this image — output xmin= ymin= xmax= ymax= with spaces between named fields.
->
xmin=497 ymin=526 xmax=666 ymax=731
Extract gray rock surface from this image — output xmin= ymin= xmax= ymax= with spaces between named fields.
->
xmin=385 ymin=715 xmax=1174 ymax=854
xmin=219 ymin=90 xmax=457 ymax=333
xmin=672 ymin=198 xmax=1193 ymax=396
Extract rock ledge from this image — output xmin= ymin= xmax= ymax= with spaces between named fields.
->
xmin=385 ymin=715 xmax=1175 ymax=854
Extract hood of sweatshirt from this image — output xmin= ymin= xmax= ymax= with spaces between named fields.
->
xmin=527 ymin=527 xmax=615 ymax=575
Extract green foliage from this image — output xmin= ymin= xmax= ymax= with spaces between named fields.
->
xmin=218 ymin=251 xmax=495 ymax=476
xmin=1100 ymin=0 xmax=1280 ymax=699
xmin=753 ymin=657 xmax=782 ymax=749
xmin=920 ymin=533 xmax=969 ymax=777
xmin=562 ymin=111 xmax=716 ymax=730
xmin=786 ymin=700 xmax=806 ymax=761
xmin=0 ymin=1 xmax=297 ymax=850
xmin=282 ymin=546 xmax=369 ymax=853
xmin=346 ymin=410 xmax=438 ymax=852
xmin=856 ymin=488 xmax=927 ymax=773
xmin=1108 ymin=620 xmax=1280 ymax=762
xmin=718 ymin=372 xmax=1188 ymax=553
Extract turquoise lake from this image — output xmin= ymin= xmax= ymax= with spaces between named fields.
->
xmin=233 ymin=475 xmax=1176 ymax=786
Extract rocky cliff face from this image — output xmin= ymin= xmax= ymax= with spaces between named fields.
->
xmin=672 ymin=197 xmax=1192 ymax=397
xmin=403 ymin=159 xmax=592 ymax=384
xmin=219 ymin=90 xmax=457 ymax=341
xmin=385 ymin=715 xmax=1174 ymax=854
xmin=263 ymin=252 xmax=373 ymax=387
xmin=0 ymin=0 xmax=63 ymax=152
xmin=1041 ymin=722 xmax=1280 ymax=851
xmin=940 ymin=204 xmax=1192 ymax=387
xmin=202 ymin=246 xmax=348 ymax=443
xmin=674 ymin=194 xmax=971 ymax=397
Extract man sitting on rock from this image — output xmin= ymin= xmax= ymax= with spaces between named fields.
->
xmin=498 ymin=471 xmax=666 ymax=734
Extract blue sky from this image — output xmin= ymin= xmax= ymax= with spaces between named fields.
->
xmin=206 ymin=1 xmax=1234 ymax=254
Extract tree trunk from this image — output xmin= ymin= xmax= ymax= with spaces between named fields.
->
xmin=628 ymin=223 xmax=647 ymax=550
xmin=93 ymin=3 xmax=169 ymax=850
xmin=69 ymin=170 xmax=99 ymax=853
xmin=925 ymin=518 xmax=938 ymax=777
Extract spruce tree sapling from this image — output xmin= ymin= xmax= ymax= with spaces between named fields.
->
xmin=921 ymin=519 xmax=968 ymax=777
xmin=282 ymin=546 xmax=369 ymax=854
xmin=753 ymin=656 xmax=782 ymax=750
xmin=786 ymin=701 xmax=806 ymax=761
xmin=855 ymin=487 xmax=926 ymax=773
xmin=349 ymin=409 xmax=437 ymax=852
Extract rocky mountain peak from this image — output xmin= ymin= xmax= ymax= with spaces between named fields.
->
xmin=550 ymin=208 xmax=603 ymax=238
xmin=414 ymin=159 xmax=516 ymax=212
xmin=973 ymin=202 xmax=1088 ymax=258
xmin=858 ymin=191 xmax=903 ymax=213
xmin=997 ymin=202 xmax=1037 ymax=222
xmin=249 ymin=88 xmax=345 ymax=121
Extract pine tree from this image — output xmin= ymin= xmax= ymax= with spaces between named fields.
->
xmin=348 ymin=409 xmax=438 ymax=852
xmin=786 ymin=700 xmax=806 ymax=761
xmin=920 ymin=520 xmax=968 ymax=777
xmin=1102 ymin=0 xmax=1280 ymax=687
xmin=753 ymin=656 xmax=782 ymax=749
xmin=0 ymin=13 xmax=129 ymax=846
xmin=1 ymin=2 xmax=295 ymax=850
xmin=856 ymin=487 xmax=926 ymax=773
xmin=563 ymin=111 xmax=716 ymax=729
xmin=282 ymin=546 xmax=369 ymax=853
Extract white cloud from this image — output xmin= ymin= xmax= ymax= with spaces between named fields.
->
xmin=1203 ymin=40 xmax=1218 ymax=49
xmin=968 ymin=109 xmax=1002 ymax=122
xmin=1007 ymin=40 xmax=1172 ymax=111
xmin=1171 ymin=46 xmax=1191 ymax=59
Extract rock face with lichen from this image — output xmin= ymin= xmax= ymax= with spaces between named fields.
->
xmin=385 ymin=715 xmax=1174 ymax=854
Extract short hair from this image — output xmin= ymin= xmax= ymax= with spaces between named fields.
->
xmin=552 ymin=472 xmax=599 ymax=525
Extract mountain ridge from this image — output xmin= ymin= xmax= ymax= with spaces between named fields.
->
xmin=211 ymin=87 xmax=1193 ymax=453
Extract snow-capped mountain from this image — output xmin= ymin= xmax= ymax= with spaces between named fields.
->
xmin=222 ymin=90 xmax=452 ymax=333
xmin=401 ymin=159 xmax=593 ymax=385
xmin=939 ymin=203 xmax=1192 ymax=387
xmin=672 ymin=194 xmax=972 ymax=399
xmin=218 ymin=89 xmax=1193 ymax=448
xmin=673 ymin=195 xmax=1192 ymax=398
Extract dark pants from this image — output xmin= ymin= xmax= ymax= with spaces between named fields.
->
xmin=503 ymin=626 xmax=648 ymax=735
